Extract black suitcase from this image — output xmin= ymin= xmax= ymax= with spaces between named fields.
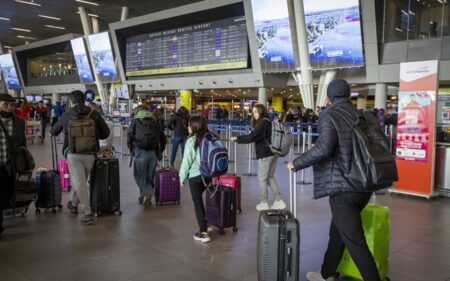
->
xmin=90 ymin=158 xmax=121 ymax=217
xmin=3 ymin=172 xmax=36 ymax=217
xmin=205 ymin=185 xmax=238 ymax=235
xmin=257 ymin=171 xmax=300 ymax=281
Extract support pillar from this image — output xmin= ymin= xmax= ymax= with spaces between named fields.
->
xmin=52 ymin=93 xmax=61 ymax=104
xmin=375 ymin=83 xmax=387 ymax=110
xmin=357 ymin=96 xmax=367 ymax=110
xmin=316 ymin=70 xmax=337 ymax=107
xmin=258 ymin=87 xmax=267 ymax=106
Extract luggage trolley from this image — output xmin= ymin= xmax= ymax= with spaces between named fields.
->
xmin=25 ymin=119 xmax=43 ymax=144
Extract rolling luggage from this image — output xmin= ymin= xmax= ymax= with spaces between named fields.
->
xmin=155 ymin=168 xmax=180 ymax=205
xmin=257 ymin=171 xmax=300 ymax=281
xmin=205 ymin=185 xmax=238 ymax=235
xmin=90 ymin=158 xmax=122 ymax=217
xmin=57 ymin=159 xmax=70 ymax=191
xmin=337 ymin=204 xmax=390 ymax=281
xmin=3 ymin=172 xmax=36 ymax=217
xmin=34 ymin=137 xmax=63 ymax=214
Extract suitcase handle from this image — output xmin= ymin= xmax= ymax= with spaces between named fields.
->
xmin=289 ymin=171 xmax=297 ymax=218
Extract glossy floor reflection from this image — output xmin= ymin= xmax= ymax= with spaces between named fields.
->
xmin=1 ymin=139 xmax=450 ymax=281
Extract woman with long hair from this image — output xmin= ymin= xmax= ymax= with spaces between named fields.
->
xmin=179 ymin=116 xmax=212 ymax=243
xmin=231 ymin=104 xmax=286 ymax=211
xmin=168 ymin=106 xmax=190 ymax=168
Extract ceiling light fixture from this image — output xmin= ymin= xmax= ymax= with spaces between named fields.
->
xmin=17 ymin=35 xmax=37 ymax=40
xmin=4 ymin=45 xmax=13 ymax=49
xmin=11 ymin=27 xmax=31 ymax=32
xmin=75 ymin=0 xmax=99 ymax=6
xmin=14 ymin=0 xmax=42 ymax=6
xmin=38 ymin=14 xmax=61 ymax=20
xmin=76 ymin=11 xmax=99 ymax=18
xmin=0 ymin=17 xmax=10 ymax=21
xmin=45 ymin=24 xmax=66 ymax=30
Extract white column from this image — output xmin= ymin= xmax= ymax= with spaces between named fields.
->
xmin=258 ymin=87 xmax=267 ymax=106
xmin=120 ymin=7 xmax=129 ymax=21
xmin=78 ymin=7 xmax=92 ymax=35
xmin=316 ymin=70 xmax=337 ymax=107
xmin=375 ymin=83 xmax=387 ymax=110
xmin=91 ymin=17 xmax=100 ymax=33
xmin=357 ymin=96 xmax=367 ymax=110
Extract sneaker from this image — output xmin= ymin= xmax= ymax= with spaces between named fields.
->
xmin=142 ymin=195 xmax=152 ymax=208
xmin=306 ymin=272 xmax=333 ymax=281
xmin=193 ymin=232 xmax=211 ymax=243
xmin=67 ymin=201 xmax=78 ymax=214
xmin=256 ymin=201 xmax=271 ymax=211
xmin=80 ymin=214 xmax=94 ymax=225
xmin=271 ymin=199 xmax=287 ymax=210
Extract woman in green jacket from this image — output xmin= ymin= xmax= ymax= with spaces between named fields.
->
xmin=179 ymin=116 xmax=212 ymax=243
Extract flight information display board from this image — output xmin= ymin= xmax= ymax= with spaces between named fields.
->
xmin=125 ymin=16 xmax=249 ymax=77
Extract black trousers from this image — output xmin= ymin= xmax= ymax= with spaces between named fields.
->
xmin=188 ymin=176 xmax=210 ymax=233
xmin=321 ymin=192 xmax=381 ymax=281
xmin=0 ymin=165 xmax=14 ymax=230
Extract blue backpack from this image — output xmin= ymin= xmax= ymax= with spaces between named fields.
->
xmin=199 ymin=133 xmax=229 ymax=178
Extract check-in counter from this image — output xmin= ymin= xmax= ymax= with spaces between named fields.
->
xmin=435 ymin=143 xmax=450 ymax=197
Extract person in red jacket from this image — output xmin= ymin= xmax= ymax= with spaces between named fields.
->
xmin=16 ymin=100 xmax=32 ymax=120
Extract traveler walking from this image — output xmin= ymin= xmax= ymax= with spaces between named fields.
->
xmin=231 ymin=104 xmax=286 ymax=211
xmin=0 ymin=94 xmax=26 ymax=234
xmin=50 ymin=90 xmax=110 ymax=225
xmin=288 ymin=79 xmax=381 ymax=281
xmin=167 ymin=106 xmax=189 ymax=168
xmin=127 ymin=105 xmax=166 ymax=207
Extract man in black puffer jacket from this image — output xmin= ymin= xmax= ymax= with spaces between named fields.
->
xmin=288 ymin=80 xmax=380 ymax=281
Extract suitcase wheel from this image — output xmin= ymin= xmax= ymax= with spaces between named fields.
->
xmin=233 ymin=227 xmax=238 ymax=233
xmin=51 ymin=208 xmax=57 ymax=214
xmin=219 ymin=229 xmax=226 ymax=235
xmin=35 ymin=208 xmax=41 ymax=215
xmin=94 ymin=212 xmax=101 ymax=218
xmin=114 ymin=210 xmax=122 ymax=216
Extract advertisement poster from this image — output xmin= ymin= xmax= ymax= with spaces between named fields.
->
xmin=251 ymin=0 xmax=296 ymax=72
xmin=0 ymin=54 xmax=21 ymax=89
xmin=303 ymin=0 xmax=364 ymax=69
xmin=396 ymin=91 xmax=435 ymax=162
xmin=71 ymin=38 xmax=94 ymax=83
xmin=88 ymin=32 xmax=117 ymax=80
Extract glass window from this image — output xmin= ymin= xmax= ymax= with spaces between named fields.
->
xmin=384 ymin=0 xmax=409 ymax=42
xmin=408 ymin=0 xmax=445 ymax=40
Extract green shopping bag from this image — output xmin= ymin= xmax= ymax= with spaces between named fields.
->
xmin=337 ymin=204 xmax=390 ymax=280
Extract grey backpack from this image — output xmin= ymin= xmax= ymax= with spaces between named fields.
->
xmin=265 ymin=118 xmax=293 ymax=157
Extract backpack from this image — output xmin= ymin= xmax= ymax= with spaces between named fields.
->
xmin=265 ymin=118 xmax=293 ymax=157
xmin=199 ymin=133 xmax=229 ymax=178
xmin=335 ymin=109 xmax=398 ymax=192
xmin=68 ymin=109 xmax=98 ymax=154
xmin=134 ymin=119 xmax=160 ymax=150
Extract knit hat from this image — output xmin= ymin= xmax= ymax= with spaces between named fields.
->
xmin=327 ymin=79 xmax=351 ymax=101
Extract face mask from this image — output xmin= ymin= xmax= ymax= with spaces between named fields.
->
xmin=0 ymin=110 xmax=13 ymax=118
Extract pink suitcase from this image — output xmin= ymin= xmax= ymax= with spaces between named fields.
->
xmin=213 ymin=175 xmax=242 ymax=213
xmin=57 ymin=159 xmax=71 ymax=191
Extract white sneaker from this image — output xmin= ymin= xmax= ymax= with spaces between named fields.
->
xmin=306 ymin=271 xmax=333 ymax=281
xmin=193 ymin=232 xmax=211 ymax=243
xmin=256 ymin=201 xmax=271 ymax=211
xmin=271 ymin=199 xmax=287 ymax=210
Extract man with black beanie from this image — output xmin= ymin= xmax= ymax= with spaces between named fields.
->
xmin=288 ymin=79 xmax=381 ymax=281
xmin=51 ymin=90 xmax=110 ymax=225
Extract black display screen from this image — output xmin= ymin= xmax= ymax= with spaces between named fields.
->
xmin=125 ymin=16 xmax=249 ymax=76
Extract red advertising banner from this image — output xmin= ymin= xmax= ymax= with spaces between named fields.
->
xmin=391 ymin=60 xmax=439 ymax=198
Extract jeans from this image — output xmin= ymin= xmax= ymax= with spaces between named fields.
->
xmin=170 ymin=136 xmax=186 ymax=166
xmin=189 ymin=175 xmax=210 ymax=233
xmin=67 ymin=154 xmax=95 ymax=215
xmin=321 ymin=192 xmax=381 ymax=281
xmin=133 ymin=147 xmax=158 ymax=200
xmin=257 ymin=156 xmax=282 ymax=203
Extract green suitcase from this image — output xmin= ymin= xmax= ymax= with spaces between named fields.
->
xmin=337 ymin=204 xmax=390 ymax=280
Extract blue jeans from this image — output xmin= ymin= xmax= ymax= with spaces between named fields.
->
xmin=133 ymin=147 xmax=158 ymax=200
xmin=170 ymin=136 xmax=186 ymax=166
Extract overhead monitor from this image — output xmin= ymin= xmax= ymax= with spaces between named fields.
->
xmin=88 ymin=32 xmax=118 ymax=81
xmin=0 ymin=54 xmax=22 ymax=89
xmin=112 ymin=83 xmax=130 ymax=99
xmin=250 ymin=0 xmax=296 ymax=73
xmin=71 ymin=37 xmax=94 ymax=83
xmin=26 ymin=95 xmax=34 ymax=102
xmin=304 ymin=0 xmax=365 ymax=69
xmin=125 ymin=16 xmax=249 ymax=77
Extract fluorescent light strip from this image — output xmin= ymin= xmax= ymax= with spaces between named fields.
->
xmin=4 ymin=46 xmax=13 ymax=49
xmin=75 ymin=0 xmax=99 ymax=6
xmin=45 ymin=25 xmax=66 ymax=30
xmin=17 ymin=35 xmax=37 ymax=40
xmin=38 ymin=14 xmax=61 ymax=20
xmin=11 ymin=27 xmax=31 ymax=32
xmin=14 ymin=0 xmax=42 ymax=6
xmin=76 ymin=11 xmax=99 ymax=17
xmin=0 ymin=17 xmax=10 ymax=21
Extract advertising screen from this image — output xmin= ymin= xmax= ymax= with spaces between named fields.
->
xmin=304 ymin=0 xmax=364 ymax=69
xmin=71 ymin=37 xmax=94 ymax=83
xmin=88 ymin=32 xmax=117 ymax=81
xmin=251 ymin=0 xmax=296 ymax=73
xmin=112 ymin=83 xmax=129 ymax=99
xmin=125 ymin=16 xmax=248 ymax=77
xmin=0 ymin=54 xmax=22 ymax=89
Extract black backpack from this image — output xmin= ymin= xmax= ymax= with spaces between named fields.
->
xmin=335 ymin=109 xmax=398 ymax=192
xmin=134 ymin=119 xmax=160 ymax=150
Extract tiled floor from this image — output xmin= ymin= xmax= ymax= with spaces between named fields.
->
xmin=2 ymin=139 xmax=450 ymax=281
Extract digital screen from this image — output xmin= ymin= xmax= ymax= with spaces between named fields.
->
xmin=71 ymin=37 xmax=94 ymax=83
xmin=0 ymin=54 xmax=22 ymax=89
xmin=304 ymin=0 xmax=364 ymax=69
xmin=125 ymin=16 xmax=249 ymax=76
xmin=113 ymin=83 xmax=129 ymax=99
xmin=88 ymin=32 xmax=117 ymax=80
xmin=34 ymin=96 xmax=43 ymax=102
xmin=251 ymin=0 xmax=296 ymax=73
xmin=26 ymin=95 xmax=34 ymax=102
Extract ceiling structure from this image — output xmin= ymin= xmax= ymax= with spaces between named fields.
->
xmin=0 ymin=0 xmax=202 ymax=49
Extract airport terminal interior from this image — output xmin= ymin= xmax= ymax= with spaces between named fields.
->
xmin=1 ymin=0 xmax=450 ymax=280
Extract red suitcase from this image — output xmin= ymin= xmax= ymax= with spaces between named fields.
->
xmin=155 ymin=168 xmax=180 ymax=205
xmin=213 ymin=175 xmax=241 ymax=213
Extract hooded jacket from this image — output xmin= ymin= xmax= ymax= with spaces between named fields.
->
xmin=127 ymin=110 xmax=167 ymax=154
